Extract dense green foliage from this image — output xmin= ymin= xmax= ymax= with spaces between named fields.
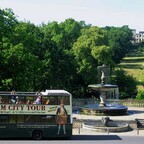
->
xmin=0 ymin=8 xmax=135 ymax=98
xmin=136 ymin=90 xmax=144 ymax=100
xmin=105 ymin=26 xmax=133 ymax=63
xmin=111 ymin=69 xmax=137 ymax=99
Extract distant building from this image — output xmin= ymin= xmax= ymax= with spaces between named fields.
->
xmin=132 ymin=29 xmax=144 ymax=44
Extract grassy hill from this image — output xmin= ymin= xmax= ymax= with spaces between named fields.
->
xmin=118 ymin=46 xmax=144 ymax=90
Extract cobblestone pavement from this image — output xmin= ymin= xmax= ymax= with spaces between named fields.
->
xmin=72 ymin=107 xmax=144 ymax=136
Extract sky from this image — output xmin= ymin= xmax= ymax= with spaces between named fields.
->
xmin=0 ymin=0 xmax=144 ymax=32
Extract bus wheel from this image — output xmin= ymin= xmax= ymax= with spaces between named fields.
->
xmin=32 ymin=130 xmax=43 ymax=140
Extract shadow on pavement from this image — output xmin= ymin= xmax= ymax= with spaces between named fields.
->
xmin=71 ymin=135 xmax=122 ymax=141
xmin=0 ymin=135 xmax=122 ymax=141
xmin=40 ymin=135 xmax=122 ymax=141
xmin=130 ymin=110 xmax=144 ymax=114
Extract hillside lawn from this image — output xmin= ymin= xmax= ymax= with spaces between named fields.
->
xmin=118 ymin=56 xmax=144 ymax=90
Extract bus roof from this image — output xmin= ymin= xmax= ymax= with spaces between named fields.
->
xmin=0 ymin=90 xmax=71 ymax=97
xmin=40 ymin=89 xmax=71 ymax=96
xmin=0 ymin=91 xmax=35 ymax=94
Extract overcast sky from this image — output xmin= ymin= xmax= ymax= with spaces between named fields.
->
xmin=0 ymin=0 xmax=144 ymax=32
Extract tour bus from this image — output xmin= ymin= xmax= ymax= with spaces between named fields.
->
xmin=0 ymin=89 xmax=73 ymax=140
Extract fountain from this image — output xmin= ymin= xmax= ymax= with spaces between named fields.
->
xmin=81 ymin=64 xmax=128 ymax=116
xmin=82 ymin=117 xmax=129 ymax=133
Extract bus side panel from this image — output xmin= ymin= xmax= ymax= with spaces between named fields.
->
xmin=43 ymin=124 xmax=73 ymax=138
xmin=0 ymin=124 xmax=31 ymax=138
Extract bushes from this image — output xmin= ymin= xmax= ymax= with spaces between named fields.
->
xmin=136 ymin=90 xmax=144 ymax=100
xmin=112 ymin=68 xmax=137 ymax=99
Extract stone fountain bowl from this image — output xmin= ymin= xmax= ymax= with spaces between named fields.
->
xmin=80 ymin=104 xmax=128 ymax=116
xmin=88 ymin=84 xmax=118 ymax=92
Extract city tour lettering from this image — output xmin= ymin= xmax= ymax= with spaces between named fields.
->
xmin=0 ymin=105 xmax=46 ymax=111
xmin=0 ymin=105 xmax=69 ymax=114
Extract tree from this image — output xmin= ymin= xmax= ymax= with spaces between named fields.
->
xmin=40 ymin=19 xmax=84 ymax=93
xmin=0 ymin=8 xmax=18 ymax=90
xmin=72 ymin=26 xmax=112 ymax=85
xmin=105 ymin=25 xmax=133 ymax=63
xmin=136 ymin=90 xmax=144 ymax=100
xmin=91 ymin=45 xmax=113 ymax=65
xmin=111 ymin=68 xmax=137 ymax=99
xmin=0 ymin=8 xmax=135 ymax=99
xmin=2 ymin=21 xmax=43 ymax=91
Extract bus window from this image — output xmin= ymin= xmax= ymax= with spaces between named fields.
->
xmin=9 ymin=115 xmax=17 ymax=123
xmin=45 ymin=99 xmax=50 ymax=105
xmin=35 ymin=96 xmax=42 ymax=104
xmin=24 ymin=116 xmax=33 ymax=123
xmin=24 ymin=115 xmax=56 ymax=124
xmin=16 ymin=96 xmax=25 ymax=104
xmin=17 ymin=115 xmax=24 ymax=123
xmin=0 ymin=115 xmax=8 ymax=123
xmin=64 ymin=96 xmax=70 ymax=105
xmin=42 ymin=96 xmax=70 ymax=105
xmin=42 ymin=96 xmax=50 ymax=105
xmin=1 ymin=96 xmax=8 ymax=104
xmin=47 ymin=96 xmax=58 ymax=105
xmin=25 ymin=96 xmax=34 ymax=104
xmin=8 ymin=98 xmax=12 ymax=104
xmin=41 ymin=115 xmax=56 ymax=124
xmin=9 ymin=95 xmax=16 ymax=104
xmin=24 ymin=115 xmax=41 ymax=123
xmin=58 ymin=96 xmax=70 ymax=105
xmin=0 ymin=96 xmax=4 ymax=104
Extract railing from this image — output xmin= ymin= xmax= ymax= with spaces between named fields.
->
xmin=120 ymin=99 xmax=144 ymax=107
xmin=73 ymin=98 xmax=144 ymax=107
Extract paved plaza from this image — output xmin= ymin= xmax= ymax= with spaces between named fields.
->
xmin=73 ymin=107 xmax=144 ymax=136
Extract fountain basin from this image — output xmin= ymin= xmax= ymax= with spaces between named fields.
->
xmin=80 ymin=104 xmax=128 ymax=116
xmin=83 ymin=123 xmax=129 ymax=132
xmin=82 ymin=118 xmax=130 ymax=132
